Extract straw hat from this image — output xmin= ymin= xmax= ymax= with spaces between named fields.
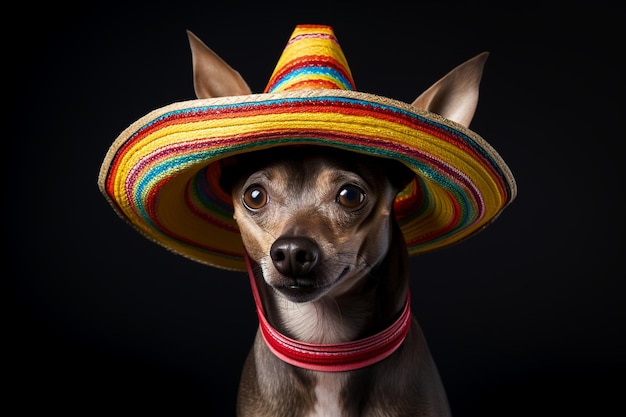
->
xmin=98 ymin=24 xmax=516 ymax=271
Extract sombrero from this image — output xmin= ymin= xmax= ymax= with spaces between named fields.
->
xmin=98 ymin=24 xmax=517 ymax=272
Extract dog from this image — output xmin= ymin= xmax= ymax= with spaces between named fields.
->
xmin=187 ymin=30 xmax=489 ymax=416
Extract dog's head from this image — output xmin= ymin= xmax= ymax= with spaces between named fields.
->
xmin=187 ymin=30 xmax=489 ymax=302
xmin=221 ymin=146 xmax=413 ymax=302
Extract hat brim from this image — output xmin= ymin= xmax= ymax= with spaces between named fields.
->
xmin=99 ymin=89 xmax=516 ymax=271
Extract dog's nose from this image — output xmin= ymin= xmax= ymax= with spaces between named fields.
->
xmin=270 ymin=237 xmax=319 ymax=277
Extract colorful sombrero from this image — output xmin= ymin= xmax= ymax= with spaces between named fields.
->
xmin=98 ymin=24 xmax=517 ymax=272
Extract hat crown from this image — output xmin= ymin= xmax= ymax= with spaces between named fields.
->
xmin=264 ymin=25 xmax=356 ymax=93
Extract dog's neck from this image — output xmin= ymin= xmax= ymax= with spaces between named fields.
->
xmin=276 ymin=291 xmax=376 ymax=343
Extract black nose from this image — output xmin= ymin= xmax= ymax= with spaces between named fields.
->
xmin=270 ymin=237 xmax=319 ymax=277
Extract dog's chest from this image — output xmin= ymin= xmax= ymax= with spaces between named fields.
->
xmin=305 ymin=372 xmax=347 ymax=417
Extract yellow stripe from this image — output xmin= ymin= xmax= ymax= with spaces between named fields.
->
xmin=269 ymin=25 xmax=352 ymax=87
xmin=111 ymin=111 xmax=503 ymax=224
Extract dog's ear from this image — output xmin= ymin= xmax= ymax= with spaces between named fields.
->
xmin=187 ymin=30 xmax=252 ymax=99
xmin=411 ymin=52 xmax=488 ymax=128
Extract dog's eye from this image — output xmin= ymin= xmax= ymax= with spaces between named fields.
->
xmin=336 ymin=185 xmax=366 ymax=209
xmin=243 ymin=185 xmax=268 ymax=210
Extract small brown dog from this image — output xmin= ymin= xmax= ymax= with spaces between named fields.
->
xmin=186 ymin=31 xmax=488 ymax=416
xmin=222 ymin=146 xmax=450 ymax=416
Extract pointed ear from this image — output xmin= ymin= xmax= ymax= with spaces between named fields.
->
xmin=186 ymin=30 xmax=252 ymax=99
xmin=411 ymin=52 xmax=489 ymax=128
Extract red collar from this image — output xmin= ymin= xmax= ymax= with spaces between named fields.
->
xmin=244 ymin=251 xmax=411 ymax=372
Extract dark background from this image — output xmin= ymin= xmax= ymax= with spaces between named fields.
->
xmin=10 ymin=2 xmax=624 ymax=415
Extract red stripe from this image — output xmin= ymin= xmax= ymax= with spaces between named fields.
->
xmin=106 ymin=98 xmax=497 ymax=194
xmin=106 ymin=98 xmax=498 ymax=221
xmin=265 ymin=55 xmax=355 ymax=91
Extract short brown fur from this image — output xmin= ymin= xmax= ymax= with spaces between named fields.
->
xmin=186 ymin=30 xmax=488 ymax=416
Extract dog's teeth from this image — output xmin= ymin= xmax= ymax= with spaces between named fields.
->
xmin=287 ymin=280 xmax=315 ymax=289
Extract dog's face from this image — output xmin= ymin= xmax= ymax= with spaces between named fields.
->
xmin=223 ymin=146 xmax=412 ymax=303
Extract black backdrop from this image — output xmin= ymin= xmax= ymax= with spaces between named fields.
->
xmin=10 ymin=3 xmax=624 ymax=415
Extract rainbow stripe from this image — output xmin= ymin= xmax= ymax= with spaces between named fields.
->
xmin=265 ymin=25 xmax=355 ymax=93
xmin=99 ymin=90 xmax=516 ymax=271
xmin=98 ymin=24 xmax=516 ymax=271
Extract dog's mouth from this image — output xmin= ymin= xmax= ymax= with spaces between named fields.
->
xmin=275 ymin=266 xmax=350 ymax=302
